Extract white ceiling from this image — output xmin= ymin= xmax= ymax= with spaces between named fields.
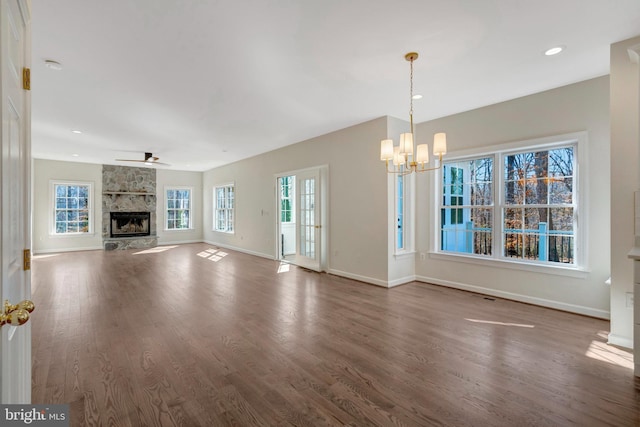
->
xmin=31 ymin=0 xmax=640 ymax=172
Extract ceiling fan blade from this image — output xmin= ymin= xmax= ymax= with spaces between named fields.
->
xmin=115 ymin=152 xmax=170 ymax=166
xmin=144 ymin=152 xmax=160 ymax=162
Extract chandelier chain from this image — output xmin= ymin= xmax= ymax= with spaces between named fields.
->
xmin=409 ymin=57 xmax=414 ymax=133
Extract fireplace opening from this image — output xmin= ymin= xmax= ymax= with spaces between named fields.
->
xmin=110 ymin=211 xmax=151 ymax=238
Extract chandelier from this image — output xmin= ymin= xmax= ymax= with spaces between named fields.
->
xmin=380 ymin=52 xmax=447 ymax=175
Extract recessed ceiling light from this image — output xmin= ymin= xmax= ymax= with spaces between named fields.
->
xmin=71 ymin=154 xmax=79 ymax=157
xmin=544 ymin=46 xmax=565 ymax=56
xmin=412 ymin=94 xmax=423 ymax=100
xmin=71 ymin=130 xmax=82 ymax=134
xmin=44 ymin=59 xmax=62 ymax=71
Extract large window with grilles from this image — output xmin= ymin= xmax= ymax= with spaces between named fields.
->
xmin=437 ymin=135 xmax=581 ymax=268
xmin=52 ymin=181 xmax=92 ymax=235
xmin=213 ymin=184 xmax=235 ymax=233
xmin=166 ymin=187 xmax=192 ymax=230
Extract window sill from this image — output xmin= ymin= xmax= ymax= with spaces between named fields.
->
xmin=428 ymin=251 xmax=589 ymax=279
xmin=164 ymin=228 xmax=194 ymax=232
xmin=213 ymin=230 xmax=235 ymax=234
xmin=394 ymin=250 xmax=416 ymax=260
xmin=49 ymin=232 xmax=96 ymax=238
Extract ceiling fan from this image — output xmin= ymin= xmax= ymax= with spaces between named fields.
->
xmin=115 ymin=152 xmax=170 ymax=166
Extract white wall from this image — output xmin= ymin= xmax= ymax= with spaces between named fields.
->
xmin=156 ymin=168 xmax=203 ymax=245
xmin=415 ymin=76 xmax=611 ymax=318
xmin=33 ymin=159 xmax=204 ymax=253
xmin=203 ymin=117 xmax=391 ymax=284
xmin=610 ymin=35 xmax=640 ymax=349
xmin=33 ymin=159 xmax=103 ymax=253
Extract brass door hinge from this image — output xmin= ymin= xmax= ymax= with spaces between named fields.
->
xmin=22 ymin=67 xmax=30 ymax=90
xmin=23 ymin=249 xmax=31 ymax=271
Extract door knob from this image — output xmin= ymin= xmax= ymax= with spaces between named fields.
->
xmin=4 ymin=299 xmax=35 ymax=314
xmin=1 ymin=299 xmax=34 ymax=328
xmin=1 ymin=309 xmax=30 ymax=327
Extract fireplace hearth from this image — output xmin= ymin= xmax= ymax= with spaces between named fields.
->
xmin=110 ymin=211 xmax=151 ymax=238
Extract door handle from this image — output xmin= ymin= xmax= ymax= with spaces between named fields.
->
xmin=1 ymin=299 xmax=35 ymax=327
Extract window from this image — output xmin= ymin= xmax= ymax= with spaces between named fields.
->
xmin=214 ymin=184 xmax=234 ymax=233
xmin=166 ymin=187 xmax=192 ymax=230
xmin=441 ymin=158 xmax=493 ymax=256
xmin=52 ymin=181 xmax=92 ymax=234
xmin=280 ymin=176 xmax=294 ymax=223
xmin=397 ymin=173 xmax=405 ymax=250
xmin=449 ymin=167 xmax=464 ymax=225
xmin=438 ymin=137 xmax=579 ymax=267
xmin=503 ymin=147 xmax=575 ymax=263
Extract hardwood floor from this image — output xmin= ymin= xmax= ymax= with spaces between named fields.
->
xmin=31 ymin=243 xmax=639 ymax=426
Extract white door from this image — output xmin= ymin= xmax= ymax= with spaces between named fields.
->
xmin=1 ymin=0 xmax=32 ymax=404
xmin=276 ymin=167 xmax=327 ymax=271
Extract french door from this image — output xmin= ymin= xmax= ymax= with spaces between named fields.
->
xmin=276 ymin=166 xmax=326 ymax=272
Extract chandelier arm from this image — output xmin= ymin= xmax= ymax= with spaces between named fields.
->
xmin=384 ymin=160 xmax=415 ymax=175
xmin=414 ymin=154 xmax=445 ymax=173
xmin=384 ymin=160 xmax=404 ymax=174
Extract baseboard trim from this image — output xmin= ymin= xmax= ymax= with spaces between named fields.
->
xmin=33 ymin=246 xmax=103 ymax=255
xmin=415 ymin=275 xmax=610 ymax=319
xmin=158 ymin=239 xmax=202 ymax=246
xmin=388 ymin=275 xmax=416 ymax=288
xmin=328 ymin=269 xmax=390 ymax=288
xmin=203 ymin=240 xmax=275 ymax=260
xmin=607 ymin=333 xmax=633 ymax=349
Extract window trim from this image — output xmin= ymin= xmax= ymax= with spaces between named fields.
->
xmin=391 ymin=170 xmax=415 ymax=256
xmin=213 ymin=182 xmax=235 ymax=234
xmin=396 ymin=172 xmax=406 ymax=251
xmin=279 ymin=175 xmax=295 ymax=224
xmin=164 ymin=186 xmax=193 ymax=231
xmin=49 ymin=180 xmax=94 ymax=237
xmin=431 ymin=131 xmax=588 ymax=273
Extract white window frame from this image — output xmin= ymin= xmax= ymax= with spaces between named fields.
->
xmin=213 ymin=183 xmax=235 ymax=233
xmin=279 ymin=176 xmax=295 ymax=224
xmin=391 ymin=170 xmax=415 ymax=256
xmin=396 ymin=173 xmax=406 ymax=251
xmin=165 ymin=186 xmax=193 ymax=231
xmin=50 ymin=180 xmax=94 ymax=236
xmin=431 ymin=132 xmax=588 ymax=276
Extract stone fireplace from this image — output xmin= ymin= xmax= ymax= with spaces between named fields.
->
xmin=102 ymin=165 xmax=158 ymax=250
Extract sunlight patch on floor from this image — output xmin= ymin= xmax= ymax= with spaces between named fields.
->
xmin=596 ymin=330 xmax=609 ymax=340
xmin=133 ymin=245 xmax=178 ymax=255
xmin=197 ymin=248 xmax=228 ymax=262
xmin=585 ymin=340 xmax=634 ymax=370
xmin=277 ymin=262 xmax=290 ymax=273
xmin=465 ymin=318 xmax=535 ymax=328
xmin=32 ymin=253 xmax=60 ymax=259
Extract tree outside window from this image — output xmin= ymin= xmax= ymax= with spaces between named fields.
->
xmin=53 ymin=182 xmax=91 ymax=234
xmin=166 ymin=188 xmax=192 ymax=230
xmin=280 ymin=176 xmax=294 ymax=223
xmin=441 ymin=158 xmax=493 ymax=256
xmin=503 ymin=147 xmax=574 ymax=263
xmin=214 ymin=185 xmax=234 ymax=233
